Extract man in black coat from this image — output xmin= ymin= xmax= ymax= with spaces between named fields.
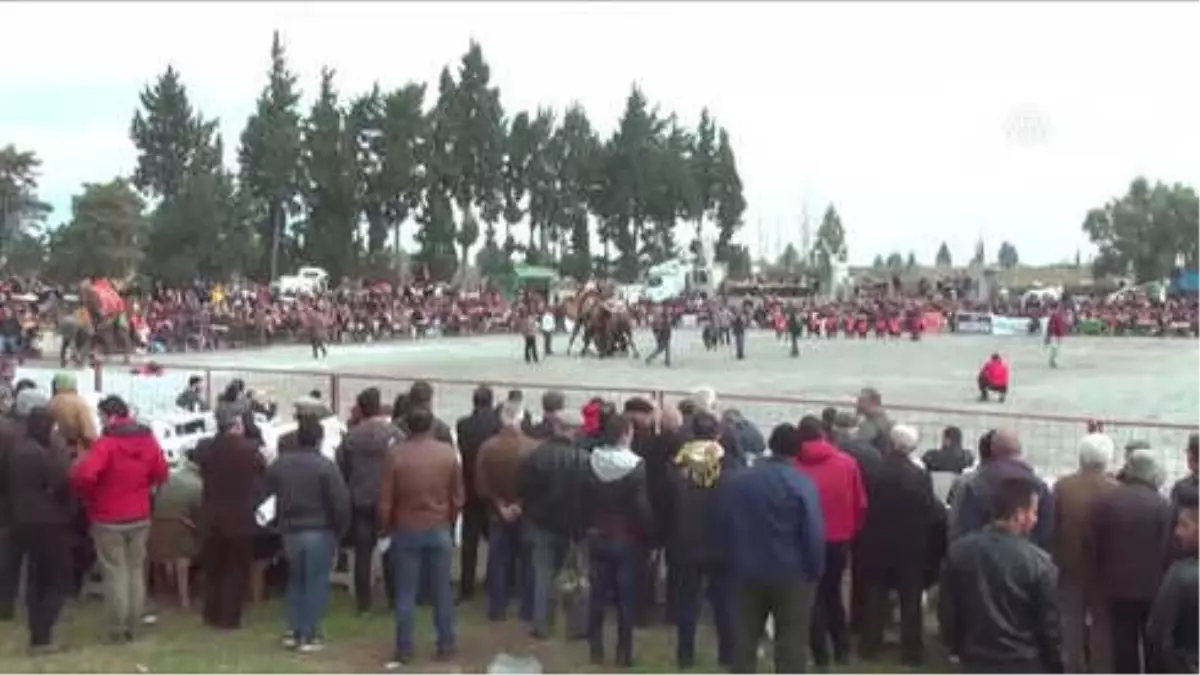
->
xmin=454 ymin=385 xmax=500 ymax=602
xmin=856 ymin=424 xmax=944 ymax=667
xmin=194 ymin=411 xmax=266 ymax=630
xmin=5 ymin=405 xmax=74 ymax=652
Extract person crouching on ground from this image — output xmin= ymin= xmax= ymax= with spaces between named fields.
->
xmin=263 ymin=413 xmax=350 ymax=653
xmin=978 ymin=353 xmax=1009 ymax=403
xmin=379 ymin=407 xmax=464 ymax=665
xmin=69 ymin=395 xmax=169 ymax=643
xmin=584 ymin=410 xmax=652 ymax=668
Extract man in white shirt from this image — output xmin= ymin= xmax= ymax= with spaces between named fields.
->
xmin=539 ymin=308 xmax=556 ymax=357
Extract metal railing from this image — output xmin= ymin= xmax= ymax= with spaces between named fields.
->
xmin=85 ymin=361 xmax=1198 ymax=485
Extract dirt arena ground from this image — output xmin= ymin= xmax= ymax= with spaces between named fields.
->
xmin=101 ymin=329 xmax=1194 ymax=482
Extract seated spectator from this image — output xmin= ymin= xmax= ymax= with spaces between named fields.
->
xmin=147 ymin=453 xmax=202 ymax=611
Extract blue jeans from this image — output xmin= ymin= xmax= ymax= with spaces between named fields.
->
xmin=523 ymin=522 xmax=568 ymax=636
xmin=486 ymin=514 xmax=532 ymax=622
xmin=587 ymin=536 xmax=639 ymax=661
xmin=282 ymin=530 xmax=336 ymax=642
xmin=391 ymin=527 xmax=455 ymax=655
xmin=674 ymin=560 xmax=734 ymax=666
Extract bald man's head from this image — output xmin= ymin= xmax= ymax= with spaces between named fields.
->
xmin=991 ymin=429 xmax=1022 ymax=459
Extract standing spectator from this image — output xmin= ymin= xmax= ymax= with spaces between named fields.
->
xmin=407 ymin=381 xmax=455 ymax=445
xmin=794 ymin=415 xmax=867 ymax=668
xmin=526 ymin=389 xmax=571 ymax=441
xmin=5 ymin=405 xmax=74 ymax=653
xmin=0 ymin=384 xmax=26 ymax=621
xmin=584 ymin=411 xmax=651 ymax=668
xmin=454 ymin=385 xmax=500 ymax=603
xmin=517 ymin=427 xmax=592 ymax=639
xmin=1051 ymin=433 xmax=1118 ymax=673
xmin=379 ymin=407 xmax=464 ymax=665
xmin=475 ymin=401 xmax=537 ymax=622
xmin=939 ymin=477 xmax=1063 ymax=673
xmin=175 ymin=375 xmax=208 ymax=412
xmin=264 ymin=413 xmax=350 ymax=652
xmin=335 ymin=387 xmax=402 ymax=615
xmin=951 ymin=429 xmax=1054 ymax=550
xmin=69 ymin=395 xmax=169 ymax=643
xmin=921 ymin=426 xmax=974 ymax=474
xmin=722 ymin=423 xmax=824 ymax=674
xmin=858 ymin=424 xmax=944 ymax=667
xmin=668 ymin=412 xmax=735 ymax=670
xmin=1147 ymin=489 xmax=1198 ymax=673
xmin=48 ymin=373 xmax=97 ymax=454
xmin=195 ymin=411 xmax=265 ymax=630
xmin=853 ymin=387 xmax=892 ymax=452
xmin=1091 ymin=449 xmax=1174 ymax=674
xmin=1169 ymin=433 xmax=1198 ymax=509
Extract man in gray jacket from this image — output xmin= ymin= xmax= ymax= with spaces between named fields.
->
xmin=336 ymin=387 xmax=402 ymax=614
xmin=265 ymin=415 xmax=351 ymax=652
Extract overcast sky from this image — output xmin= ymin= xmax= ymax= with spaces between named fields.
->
xmin=2 ymin=1 xmax=1196 ymax=266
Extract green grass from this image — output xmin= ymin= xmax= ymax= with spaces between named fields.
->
xmin=0 ymin=592 xmax=950 ymax=673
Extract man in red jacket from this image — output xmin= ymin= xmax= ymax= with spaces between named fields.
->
xmin=69 ymin=395 xmax=169 ymax=643
xmin=978 ymin=353 xmax=1009 ymax=403
xmin=794 ymin=415 xmax=868 ymax=668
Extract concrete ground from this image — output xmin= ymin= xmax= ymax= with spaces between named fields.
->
xmin=114 ymin=329 xmax=1198 ymax=481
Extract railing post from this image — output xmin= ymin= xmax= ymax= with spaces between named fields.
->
xmin=92 ymin=361 xmax=103 ymax=393
xmin=204 ymin=368 xmax=213 ymax=408
xmin=654 ymin=389 xmax=665 ymax=410
xmin=330 ymin=372 xmax=341 ymax=416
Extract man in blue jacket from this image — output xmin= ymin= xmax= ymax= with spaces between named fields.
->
xmin=720 ymin=422 xmax=825 ymax=674
xmin=950 ymin=429 xmax=1054 ymax=550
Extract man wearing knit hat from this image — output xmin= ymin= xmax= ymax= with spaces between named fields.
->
xmin=1091 ymin=448 xmax=1174 ymax=674
xmin=48 ymin=373 xmax=96 ymax=455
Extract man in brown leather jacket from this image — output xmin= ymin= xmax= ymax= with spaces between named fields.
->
xmin=379 ymin=407 xmax=464 ymax=665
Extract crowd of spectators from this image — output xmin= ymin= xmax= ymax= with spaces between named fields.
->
xmin=1 ymin=374 xmax=1196 ymax=673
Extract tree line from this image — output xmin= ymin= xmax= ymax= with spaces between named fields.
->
xmin=0 ymin=33 xmax=749 ymax=285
